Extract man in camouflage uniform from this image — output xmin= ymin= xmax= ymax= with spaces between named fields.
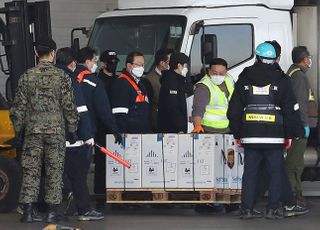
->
xmin=10 ymin=36 xmax=79 ymax=223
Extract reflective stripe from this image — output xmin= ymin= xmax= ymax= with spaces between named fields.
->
xmin=77 ymin=105 xmax=88 ymax=113
xmin=203 ymin=114 xmax=228 ymax=121
xmin=66 ymin=140 xmax=84 ymax=147
xmin=206 ymin=105 xmax=228 ymax=110
xmin=83 ymin=79 xmax=97 ymax=87
xmin=119 ymin=73 xmax=147 ymax=103
xmin=241 ymin=137 xmax=285 ymax=144
xmin=77 ymin=70 xmax=91 ymax=83
xmin=112 ymin=107 xmax=129 ymax=114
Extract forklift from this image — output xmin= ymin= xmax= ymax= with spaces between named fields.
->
xmin=0 ymin=0 xmax=51 ymax=213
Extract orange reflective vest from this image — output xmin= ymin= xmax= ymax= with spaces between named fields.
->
xmin=77 ymin=70 xmax=91 ymax=83
xmin=119 ymin=73 xmax=147 ymax=103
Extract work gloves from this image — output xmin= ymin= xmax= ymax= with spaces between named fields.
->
xmin=304 ymin=126 xmax=310 ymax=138
xmin=192 ymin=124 xmax=204 ymax=133
xmin=85 ymin=138 xmax=95 ymax=147
xmin=113 ymin=133 xmax=122 ymax=145
xmin=66 ymin=132 xmax=78 ymax=145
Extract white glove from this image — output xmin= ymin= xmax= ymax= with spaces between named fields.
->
xmin=85 ymin=138 xmax=94 ymax=147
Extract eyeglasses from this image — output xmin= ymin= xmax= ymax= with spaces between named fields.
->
xmin=132 ymin=62 xmax=144 ymax=67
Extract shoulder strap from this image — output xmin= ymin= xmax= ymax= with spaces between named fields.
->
xmin=119 ymin=73 xmax=140 ymax=92
xmin=288 ymin=67 xmax=301 ymax=77
xmin=77 ymin=70 xmax=91 ymax=83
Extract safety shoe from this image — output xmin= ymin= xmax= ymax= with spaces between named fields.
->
xmin=265 ymin=208 xmax=284 ymax=220
xmin=240 ymin=209 xmax=264 ymax=219
xmin=46 ymin=205 xmax=59 ymax=223
xmin=78 ymin=210 xmax=104 ymax=221
xmin=20 ymin=203 xmax=43 ymax=223
xmin=284 ymin=205 xmax=309 ymax=217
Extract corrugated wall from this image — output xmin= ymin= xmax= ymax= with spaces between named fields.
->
xmin=0 ymin=0 xmax=117 ymax=98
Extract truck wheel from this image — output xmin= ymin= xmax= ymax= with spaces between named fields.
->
xmin=0 ymin=158 xmax=22 ymax=213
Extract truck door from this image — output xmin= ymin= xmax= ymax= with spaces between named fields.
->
xmin=188 ymin=20 xmax=256 ymax=83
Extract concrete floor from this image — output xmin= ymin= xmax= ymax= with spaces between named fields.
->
xmin=0 ymin=198 xmax=319 ymax=230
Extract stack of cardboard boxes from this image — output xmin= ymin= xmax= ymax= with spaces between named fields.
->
xmin=106 ymin=134 xmax=244 ymax=190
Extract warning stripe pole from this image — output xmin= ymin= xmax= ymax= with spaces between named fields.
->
xmin=95 ymin=143 xmax=131 ymax=168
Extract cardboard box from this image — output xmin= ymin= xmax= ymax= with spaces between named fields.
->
xmin=178 ymin=134 xmax=194 ymax=188
xmin=124 ymin=134 xmax=142 ymax=188
xmin=163 ymin=134 xmax=178 ymax=188
xmin=223 ymin=135 xmax=238 ymax=189
xmin=194 ymin=134 xmax=224 ymax=188
xmin=141 ymin=134 xmax=164 ymax=188
xmin=106 ymin=134 xmax=125 ymax=188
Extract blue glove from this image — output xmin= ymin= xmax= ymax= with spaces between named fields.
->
xmin=304 ymin=126 xmax=310 ymax=138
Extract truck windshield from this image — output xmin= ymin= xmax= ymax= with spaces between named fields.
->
xmin=88 ymin=15 xmax=186 ymax=73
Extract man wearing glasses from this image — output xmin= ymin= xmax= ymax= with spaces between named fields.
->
xmin=111 ymin=51 xmax=151 ymax=133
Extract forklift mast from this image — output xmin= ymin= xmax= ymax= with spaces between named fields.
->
xmin=0 ymin=0 xmax=52 ymax=102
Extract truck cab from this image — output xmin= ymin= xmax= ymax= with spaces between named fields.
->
xmin=86 ymin=0 xmax=320 ymax=185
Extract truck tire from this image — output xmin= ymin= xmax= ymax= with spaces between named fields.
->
xmin=0 ymin=157 xmax=22 ymax=213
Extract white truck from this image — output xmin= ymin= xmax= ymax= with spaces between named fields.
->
xmin=81 ymin=0 xmax=320 ymax=184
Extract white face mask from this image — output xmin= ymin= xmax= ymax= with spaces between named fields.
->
xmin=308 ymin=58 xmax=312 ymax=68
xmin=132 ymin=66 xmax=144 ymax=78
xmin=90 ymin=63 xmax=98 ymax=73
xmin=181 ymin=67 xmax=188 ymax=77
xmin=211 ymin=74 xmax=225 ymax=85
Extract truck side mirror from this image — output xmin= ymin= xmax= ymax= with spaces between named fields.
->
xmin=201 ymin=34 xmax=217 ymax=64
xmin=71 ymin=38 xmax=80 ymax=54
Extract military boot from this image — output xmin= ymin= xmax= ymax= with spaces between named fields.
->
xmin=20 ymin=203 xmax=43 ymax=223
xmin=46 ymin=204 xmax=58 ymax=223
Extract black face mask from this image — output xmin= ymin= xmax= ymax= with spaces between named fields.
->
xmin=105 ymin=62 xmax=118 ymax=74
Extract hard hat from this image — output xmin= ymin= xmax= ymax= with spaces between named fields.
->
xmin=255 ymin=42 xmax=276 ymax=59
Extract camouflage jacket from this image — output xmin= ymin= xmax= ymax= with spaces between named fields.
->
xmin=10 ymin=61 xmax=79 ymax=135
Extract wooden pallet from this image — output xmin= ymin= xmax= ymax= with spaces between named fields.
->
xmin=106 ymin=189 xmax=241 ymax=204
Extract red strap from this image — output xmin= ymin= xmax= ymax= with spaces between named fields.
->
xmin=119 ymin=73 xmax=146 ymax=103
xmin=77 ymin=70 xmax=91 ymax=83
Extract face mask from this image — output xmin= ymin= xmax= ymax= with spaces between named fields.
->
xmin=71 ymin=61 xmax=76 ymax=73
xmin=308 ymin=59 xmax=312 ymax=68
xmin=211 ymin=74 xmax=225 ymax=85
xmin=90 ymin=63 xmax=98 ymax=73
xmin=106 ymin=62 xmax=118 ymax=74
xmin=132 ymin=66 xmax=144 ymax=78
xmin=181 ymin=67 xmax=188 ymax=77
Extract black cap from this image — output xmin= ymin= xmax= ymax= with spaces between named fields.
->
xmin=169 ymin=52 xmax=189 ymax=69
xmin=100 ymin=50 xmax=119 ymax=63
xmin=292 ymin=46 xmax=310 ymax=64
xmin=34 ymin=35 xmax=57 ymax=51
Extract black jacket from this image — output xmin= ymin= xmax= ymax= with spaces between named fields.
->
xmin=227 ymin=62 xmax=304 ymax=148
xmin=56 ymin=64 xmax=93 ymax=145
xmin=111 ymin=70 xmax=151 ymax=133
xmin=73 ymin=64 xmax=118 ymax=136
xmin=97 ymin=70 xmax=118 ymax=101
xmin=158 ymin=70 xmax=188 ymax=133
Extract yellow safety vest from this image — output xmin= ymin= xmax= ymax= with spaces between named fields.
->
xmin=196 ymin=74 xmax=234 ymax=129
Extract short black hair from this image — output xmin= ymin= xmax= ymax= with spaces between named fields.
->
xmin=56 ymin=47 xmax=76 ymax=66
xmin=265 ymin=40 xmax=281 ymax=58
xmin=169 ymin=52 xmax=189 ymax=70
xmin=292 ymin=46 xmax=310 ymax=64
xmin=154 ymin=48 xmax=174 ymax=66
xmin=34 ymin=35 xmax=56 ymax=57
xmin=125 ymin=51 xmax=144 ymax=64
xmin=209 ymin=58 xmax=228 ymax=69
xmin=77 ymin=47 xmax=96 ymax=63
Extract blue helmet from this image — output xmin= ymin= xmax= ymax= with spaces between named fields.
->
xmin=255 ymin=42 xmax=276 ymax=59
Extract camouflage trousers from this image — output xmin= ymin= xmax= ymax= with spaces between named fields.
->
xmin=19 ymin=133 xmax=65 ymax=205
